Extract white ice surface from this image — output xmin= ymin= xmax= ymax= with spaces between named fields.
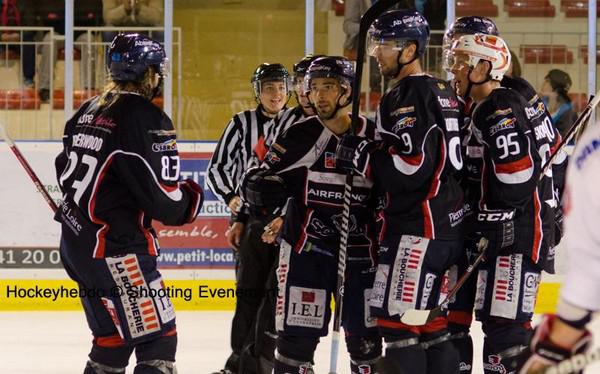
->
xmin=2 ymin=311 xmax=600 ymax=373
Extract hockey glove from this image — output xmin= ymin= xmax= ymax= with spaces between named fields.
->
xmin=476 ymin=208 xmax=516 ymax=259
xmin=553 ymin=205 xmax=565 ymax=247
xmin=515 ymin=314 xmax=591 ymax=374
xmin=335 ymin=134 xmax=378 ymax=177
xmin=181 ymin=179 xmax=204 ymax=223
xmin=239 ymin=168 xmax=287 ymax=212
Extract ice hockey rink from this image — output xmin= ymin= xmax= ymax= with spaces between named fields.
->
xmin=2 ymin=309 xmax=600 ymax=373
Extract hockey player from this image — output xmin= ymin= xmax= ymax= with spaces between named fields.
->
xmin=338 ymin=10 xmax=465 ymax=373
xmin=207 ymin=63 xmax=290 ymax=374
xmin=447 ymin=33 xmax=556 ymax=373
xmin=240 ymin=56 xmax=382 ymax=374
xmin=54 ymin=33 xmax=204 ymax=374
xmin=254 ymin=54 xmax=323 ymax=161
xmin=515 ymin=123 xmax=598 ymax=373
xmin=442 ymin=17 xmax=567 ymax=373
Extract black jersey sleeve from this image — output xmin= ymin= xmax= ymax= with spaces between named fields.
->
xmin=370 ymin=81 xmax=443 ymax=192
xmin=473 ymin=93 xmax=539 ymax=210
xmin=113 ymin=107 xmax=202 ymax=226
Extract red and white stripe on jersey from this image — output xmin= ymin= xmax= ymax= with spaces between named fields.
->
xmin=89 ymin=150 xmax=185 ymax=258
xmin=530 ymin=188 xmax=543 ymax=263
xmin=422 ymin=127 xmax=448 ymax=239
xmin=492 ymin=146 xmax=534 ymax=185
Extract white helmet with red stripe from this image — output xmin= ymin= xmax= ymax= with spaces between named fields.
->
xmin=450 ymin=33 xmax=511 ymax=81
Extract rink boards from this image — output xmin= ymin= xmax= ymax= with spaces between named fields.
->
xmin=0 ymin=141 xmax=561 ymax=312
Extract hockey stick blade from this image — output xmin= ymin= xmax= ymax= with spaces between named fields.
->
xmin=540 ymin=92 xmax=600 ymax=179
xmin=0 ymin=122 xmax=58 ymax=213
xmin=400 ymin=238 xmax=488 ymax=326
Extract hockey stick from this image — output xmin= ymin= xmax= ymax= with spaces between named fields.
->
xmin=400 ymin=238 xmax=488 ymax=326
xmin=0 ymin=122 xmax=58 ymax=213
xmin=329 ymin=1 xmax=399 ymax=373
xmin=539 ymin=93 xmax=600 ymax=180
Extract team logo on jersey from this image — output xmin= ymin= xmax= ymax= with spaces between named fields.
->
xmin=391 ymin=106 xmax=415 ymax=116
xmin=266 ymin=151 xmax=281 ymax=164
xmin=485 ymin=108 xmax=512 ymax=121
xmin=272 ymin=142 xmax=287 ymax=154
xmin=324 ymin=152 xmax=336 ymax=168
xmin=489 ymin=117 xmax=516 ymax=136
xmin=522 ymin=272 xmax=540 ymax=313
xmin=148 ymin=129 xmax=177 ymax=136
xmin=392 ymin=116 xmax=416 ymax=133
xmin=575 ymin=137 xmax=600 ymax=169
xmin=286 ymin=286 xmax=326 ymax=328
xmin=357 ymin=364 xmax=373 ymax=374
xmin=437 ymin=82 xmax=446 ymax=90
xmin=491 ymin=254 xmax=522 ymax=319
xmin=151 ymin=139 xmax=177 ymax=152
xmin=483 ymin=355 xmax=507 ymax=374
xmin=437 ymin=96 xmax=458 ymax=109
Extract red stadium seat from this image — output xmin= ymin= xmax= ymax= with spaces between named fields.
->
xmin=520 ymin=45 xmax=574 ymax=64
xmin=0 ymin=89 xmax=41 ymax=109
xmin=332 ymin=0 xmax=344 ymax=16
xmin=457 ymin=0 xmax=499 ymax=17
xmin=57 ymin=47 xmax=81 ymax=61
xmin=0 ymin=48 xmax=20 ymax=60
xmin=52 ymin=89 xmax=99 ymax=109
xmin=578 ymin=46 xmax=600 ymax=64
xmin=359 ymin=91 xmax=382 ymax=112
xmin=505 ymin=0 xmax=556 ymax=17
xmin=561 ymin=0 xmax=600 ymax=17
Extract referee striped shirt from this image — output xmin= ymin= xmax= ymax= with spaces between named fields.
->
xmin=253 ymin=105 xmax=310 ymax=163
xmin=207 ymin=105 xmax=276 ymax=204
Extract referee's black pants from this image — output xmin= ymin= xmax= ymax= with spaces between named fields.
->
xmin=225 ymin=216 xmax=279 ymax=373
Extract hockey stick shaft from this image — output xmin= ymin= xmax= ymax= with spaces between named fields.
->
xmin=329 ymin=1 xmax=399 ymax=373
xmin=540 ymin=93 xmax=600 ymax=180
xmin=0 ymin=122 xmax=58 ymax=213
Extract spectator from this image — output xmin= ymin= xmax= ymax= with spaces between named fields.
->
xmin=102 ymin=0 xmax=163 ymax=42
xmin=36 ymin=0 xmax=102 ymax=102
xmin=541 ymin=69 xmax=578 ymax=137
xmin=1 ymin=0 xmax=35 ymax=88
xmin=343 ymin=0 xmax=382 ymax=93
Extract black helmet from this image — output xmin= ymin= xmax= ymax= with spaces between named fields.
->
xmin=303 ymin=56 xmax=355 ymax=99
xmin=251 ymin=63 xmax=291 ymax=98
xmin=293 ymin=54 xmax=325 ymax=82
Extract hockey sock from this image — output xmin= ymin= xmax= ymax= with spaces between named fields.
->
xmin=448 ymin=321 xmax=473 ymax=374
xmin=421 ymin=330 xmax=460 ymax=374
xmin=83 ymin=360 xmax=126 ymax=374
xmin=383 ymin=335 xmax=426 ymax=373
xmin=133 ymin=360 xmax=176 ymax=374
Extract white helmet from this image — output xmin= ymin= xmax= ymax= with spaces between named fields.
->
xmin=449 ymin=33 xmax=511 ymax=81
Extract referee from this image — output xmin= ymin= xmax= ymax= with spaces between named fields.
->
xmin=207 ymin=62 xmax=290 ymax=374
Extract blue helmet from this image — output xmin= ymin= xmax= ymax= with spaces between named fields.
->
xmin=303 ymin=56 xmax=354 ymax=96
xmin=108 ymin=33 xmax=167 ymax=82
xmin=444 ymin=16 xmax=499 ymax=48
xmin=368 ymin=10 xmax=430 ymax=58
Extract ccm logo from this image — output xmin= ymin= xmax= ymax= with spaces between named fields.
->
xmin=477 ymin=211 xmax=514 ymax=221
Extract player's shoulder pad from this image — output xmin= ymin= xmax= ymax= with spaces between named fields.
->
xmin=473 ymin=88 xmax=526 ymax=139
xmin=501 ymin=75 xmax=538 ymax=104
xmin=270 ymin=115 xmax=323 ymax=151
